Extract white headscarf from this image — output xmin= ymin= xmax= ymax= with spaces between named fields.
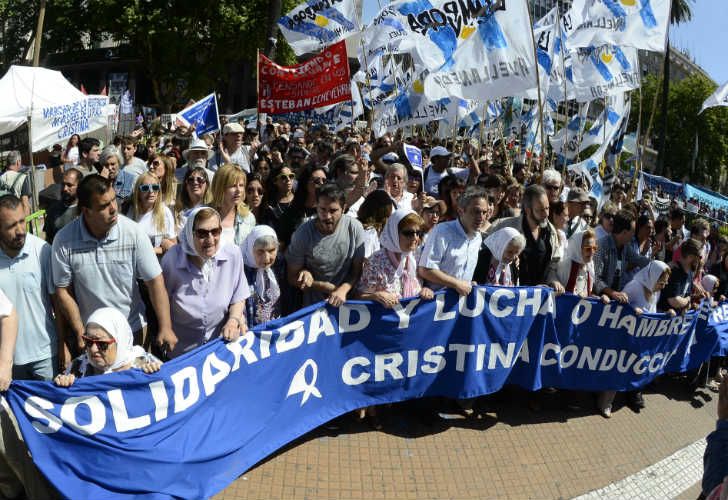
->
xmin=179 ymin=206 xmax=221 ymax=281
xmin=85 ymin=307 xmax=145 ymax=374
xmin=557 ymin=230 xmax=596 ymax=291
xmin=484 ymin=227 xmax=520 ymax=285
xmin=702 ymin=274 xmax=719 ymax=294
xmin=380 ymin=208 xmax=420 ymax=296
xmin=243 ymin=225 xmax=280 ymax=301
xmin=633 ymin=260 xmax=670 ymax=291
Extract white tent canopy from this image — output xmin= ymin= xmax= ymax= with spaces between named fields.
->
xmin=0 ymin=65 xmax=113 ymax=152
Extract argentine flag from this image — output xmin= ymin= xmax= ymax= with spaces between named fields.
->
xmin=571 ymin=43 xmax=639 ymax=101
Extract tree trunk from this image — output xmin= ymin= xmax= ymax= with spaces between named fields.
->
xmin=266 ymin=0 xmax=283 ymax=59
xmin=657 ymin=40 xmax=670 ymax=176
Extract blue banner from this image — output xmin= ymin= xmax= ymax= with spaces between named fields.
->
xmin=684 ymin=183 xmax=728 ymax=211
xmin=177 ymin=93 xmax=220 ymax=136
xmin=641 ymin=172 xmax=684 ymax=198
xmin=4 ymin=288 xmax=724 ymax=499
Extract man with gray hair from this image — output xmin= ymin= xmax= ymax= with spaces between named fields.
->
xmin=541 ymin=168 xmax=563 ymax=204
xmin=99 ymin=145 xmax=135 ymax=209
xmin=419 ymin=186 xmax=489 ymax=296
xmin=384 ymin=163 xmax=413 ymax=210
xmin=0 ymin=151 xmax=31 ymax=216
xmin=488 ymin=184 xmax=564 ymax=292
xmin=176 ymin=139 xmax=216 ymax=184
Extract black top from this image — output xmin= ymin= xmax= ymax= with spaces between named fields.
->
xmin=519 ymin=217 xmax=552 ymax=286
xmin=657 ymin=263 xmax=693 ymax=312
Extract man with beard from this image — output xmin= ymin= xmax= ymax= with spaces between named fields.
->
xmin=175 ymin=139 xmax=216 ymax=184
xmin=0 ymin=195 xmax=60 ymax=380
xmin=331 ymin=154 xmax=368 ymax=216
xmin=287 ymin=184 xmax=365 ymax=308
xmin=487 ymin=185 xmax=565 ymax=291
xmin=51 ymin=175 xmax=177 ymax=352
xmin=212 ymin=122 xmax=251 ymax=173
xmin=43 ymin=168 xmax=81 ymax=244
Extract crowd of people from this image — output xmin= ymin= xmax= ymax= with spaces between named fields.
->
xmin=0 ymin=118 xmax=727 ymax=498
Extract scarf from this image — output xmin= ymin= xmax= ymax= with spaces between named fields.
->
xmin=484 ymin=227 xmax=520 ymax=287
xmin=180 ymin=206 xmax=220 ymax=282
xmin=243 ymin=225 xmax=280 ymax=303
xmin=380 ymin=207 xmax=420 ymax=297
xmin=632 ymin=260 xmax=670 ymax=292
xmin=562 ymin=230 xmax=595 ymax=294
xmin=86 ymin=307 xmax=145 ymax=373
xmin=702 ymin=274 xmax=718 ymax=294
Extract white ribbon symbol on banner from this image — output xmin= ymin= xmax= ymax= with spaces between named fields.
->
xmin=286 ymin=359 xmax=322 ymax=406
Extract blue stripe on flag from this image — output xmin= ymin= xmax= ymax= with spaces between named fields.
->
xmin=613 ymin=46 xmax=631 ymax=70
xmin=639 ymin=0 xmax=658 ymax=28
xmin=280 ymin=15 xmax=338 ymax=42
xmin=590 ymin=52 xmax=614 ymax=81
xmin=305 ymin=0 xmax=356 ymax=31
xmin=477 ymin=14 xmax=508 ymax=50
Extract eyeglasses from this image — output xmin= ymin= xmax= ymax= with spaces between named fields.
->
xmin=150 ymin=160 xmax=162 ymax=167
xmin=400 ymin=229 xmax=424 ymax=238
xmin=186 ymin=176 xmax=207 ymax=185
xmin=82 ymin=335 xmax=116 ymax=352
xmin=276 ymin=173 xmax=296 ymax=181
xmin=310 ymin=177 xmax=326 ymax=185
xmin=194 ymin=227 xmax=222 ymax=239
xmin=139 ymin=184 xmax=161 ymax=192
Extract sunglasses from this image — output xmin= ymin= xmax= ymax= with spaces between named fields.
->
xmin=194 ymin=227 xmax=222 ymax=239
xmin=400 ymin=229 xmax=424 ymax=238
xmin=150 ymin=160 xmax=162 ymax=167
xmin=82 ymin=335 xmax=116 ymax=352
xmin=139 ymin=184 xmax=161 ymax=192
xmin=276 ymin=173 xmax=295 ymax=181
xmin=310 ymin=177 xmax=326 ymax=185
xmin=186 ymin=176 xmax=207 ymax=185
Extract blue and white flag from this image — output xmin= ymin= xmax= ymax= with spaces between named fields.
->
xmin=5 ymin=290 xmax=721 ymax=499
xmin=571 ymin=44 xmax=639 ymax=101
xmin=176 ymin=93 xmax=220 ymax=137
xmin=547 ymin=24 xmax=577 ymax=102
xmin=423 ymin=0 xmax=536 ymax=102
xmin=278 ymin=0 xmax=360 ymax=56
xmin=403 ymin=143 xmax=423 ymax=171
xmin=568 ymin=141 xmax=610 ymax=207
xmin=550 ymin=102 xmax=591 ymax=162
xmin=699 ymin=81 xmax=728 ymax=114
xmin=578 ymin=92 xmax=629 ymax=154
xmin=564 ymin=0 xmax=670 ymax=52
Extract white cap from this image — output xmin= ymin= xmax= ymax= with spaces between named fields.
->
xmin=382 ymin=152 xmax=400 ymax=162
xmin=429 ymin=146 xmax=452 ymax=158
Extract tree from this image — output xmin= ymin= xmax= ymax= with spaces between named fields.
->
xmin=632 ymin=74 xmax=728 ymax=190
xmin=656 ymin=0 xmax=694 ymax=175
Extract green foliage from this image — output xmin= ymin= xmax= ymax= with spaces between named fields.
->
xmin=631 ymin=74 xmax=728 ymax=189
xmin=0 ymin=0 xmax=300 ymax=110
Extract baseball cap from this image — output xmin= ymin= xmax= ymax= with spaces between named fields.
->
xmin=223 ymin=122 xmax=244 ymax=134
xmin=567 ymin=187 xmax=590 ymax=203
xmin=429 ymin=146 xmax=452 ymax=159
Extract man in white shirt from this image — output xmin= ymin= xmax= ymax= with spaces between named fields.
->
xmin=422 ymin=146 xmax=468 ymax=196
xmin=211 ymin=122 xmax=251 ymax=173
xmin=120 ymin=136 xmax=148 ymax=180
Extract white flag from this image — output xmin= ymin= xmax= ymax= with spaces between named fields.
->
xmin=423 ymin=0 xmax=537 ymax=102
xmin=568 ymin=141 xmax=610 ymax=208
xmin=550 ymin=102 xmax=590 ymax=161
xmin=578 ymin=92 xmax=630 ymax=153
xmin=564 ymin=0 xmax=670 ymax=52
xmin=278 ymin=0 xmax=360 ymax=56
xmin=699 ymin=81 xmax=728 ymax=114
xmin=571 ymin=44 xmax=640 ymax=101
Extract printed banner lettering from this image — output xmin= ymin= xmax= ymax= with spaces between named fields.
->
xmin=258 ymin=41 xmax=352 ymax=114
xmin=278 ymin=0 xmax=360 ymax=56
xmin=32 ymin=96 xmax=111 ymax=152
xmin=6 ymin=289 xmax=723 ymax=499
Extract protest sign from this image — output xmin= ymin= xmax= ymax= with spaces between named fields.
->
xmin=6 ymin=288 xmax=722 ymax=499
xmin=175 ymin=93 xmax=220 ymax=136
xmin=258 ymin=41 xmax=351 ymax=114
xmin=32 ymin=96 xmax=111 ymax=152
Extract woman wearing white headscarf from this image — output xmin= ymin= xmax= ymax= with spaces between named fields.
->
xmin=54 ymin=307 xmax=162 ymax=385
xmin=161 ymin=207 xmax=250 ymax=358
xmin=556 ymin=229 xmax=599 ymax=298
xmin=597 ymin=260 xmax=671 ymax=419
xmin=357 ymin=208 xmax=434 ymax=308
xmin=474 ymin=227 xmax=525 ymax=286
xmin=702 ymin=274 xmax=720 ymax=298
xmin=243 ymin=225 xmax=282 ymax=326
xmin=622 ymin=260 xmax=671 ymax=315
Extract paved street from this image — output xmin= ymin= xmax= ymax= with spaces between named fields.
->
xmin=216 ymin=376 xmax=718 ymax=499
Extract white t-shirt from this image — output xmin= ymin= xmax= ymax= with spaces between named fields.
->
xmin=135 ymin=206 xmax=176 ymax=248
xmin=423 ymin=167 xmax=468 ymax=195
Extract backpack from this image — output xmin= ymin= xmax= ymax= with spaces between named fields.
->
xmin=0 ymin=171 xmax=26 ymax=198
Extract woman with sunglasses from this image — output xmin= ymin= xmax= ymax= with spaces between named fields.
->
xmin=161 ymin=207 xmax=249 ymax=358
xmin=262 ymin=165 xmax=296 ymax=235
xmin=210 ymin=164 xmax=256 ymax=247
xmin=174 ymin=166 xmax=212 ymax=233
xmin=54 ymin=307 xmax=162 ymax=385
xmin=245 ymin=173 xmax=266 ymax=222
xmin=555 ymin=229 xmax=607 ymax=300
xmin=128 ymin=172 xmax=177 ymax=258
xmin=355 ymin=209 xmax=433 ymax=429
xmin=148 ymin=153 xmax=178 ymax=208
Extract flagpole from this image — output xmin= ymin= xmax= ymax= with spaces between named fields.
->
xmin=556 ymin=1 xmax=570 ymax=176
xmin=526 ymin=5 xmax=546 ymax=175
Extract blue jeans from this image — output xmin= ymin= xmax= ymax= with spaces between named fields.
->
xmin=12 ymin=356 xmax=56 ymax=381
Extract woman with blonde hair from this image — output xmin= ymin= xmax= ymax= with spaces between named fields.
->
xmin=148 ymin=153 xmax=177 ymax=208
xmin=210 ymin=163 xmax=256 ymax=246
xmin=127 ymin=172 xmax=177 ymax=258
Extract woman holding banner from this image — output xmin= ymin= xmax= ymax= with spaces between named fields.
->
xmin=473 ymin=227 xmax=525 ymax=286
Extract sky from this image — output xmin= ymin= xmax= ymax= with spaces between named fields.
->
xmin=360 ymin=0 xmax=728 ymax=85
